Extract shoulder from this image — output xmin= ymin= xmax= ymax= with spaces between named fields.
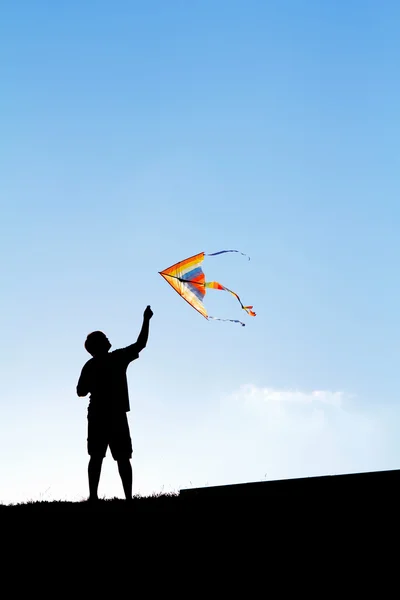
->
xmin=111 ymin=344 xmax=139 ymax=362
xmin=80 ymin=358 xmax=94 ymax=372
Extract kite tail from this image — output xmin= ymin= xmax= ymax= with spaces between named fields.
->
xmin=205 ymin=281 xmax=256 ymax=317
xmin=206 ymin=249 xmax=250 ymax=261
xmin=208 ymin=316 xmax=246 ymax=327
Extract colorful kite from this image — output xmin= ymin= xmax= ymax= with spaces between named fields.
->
xmin=159 ymin=250 xmax=256 ymax=326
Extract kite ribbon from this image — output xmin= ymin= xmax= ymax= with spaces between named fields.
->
xmin=206 ymin=250 xmax=251 ymax=261
xmin=205 ymin=281 xmax=256 ymax=317
xmin=208 ymin=316 xmax=246 ymax=327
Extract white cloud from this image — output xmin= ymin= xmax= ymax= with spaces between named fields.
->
xmin=234 ymin=385 xmax=346 ymax=407
xmin=219 ymin=385 xmax=354 ymax=437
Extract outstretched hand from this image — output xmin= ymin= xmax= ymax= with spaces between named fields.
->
xmin=144 ymin=305 xmax=153 ymax=320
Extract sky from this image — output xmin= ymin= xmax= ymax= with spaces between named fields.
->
xmin=1 ymin=0 xmax=400 ymax=503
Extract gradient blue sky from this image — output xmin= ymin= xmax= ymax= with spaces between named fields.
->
xmin=1 ymin=1 xmax=400 ymax=503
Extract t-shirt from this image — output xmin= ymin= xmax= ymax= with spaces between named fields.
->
xmin=77 ymin=344 xmax=139 ymax=414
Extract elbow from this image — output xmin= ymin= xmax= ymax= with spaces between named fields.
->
xmin=135 ymin=339 xmax=146 ymax=353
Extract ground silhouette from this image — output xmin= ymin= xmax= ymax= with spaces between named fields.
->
xmin=1 ymin=469 xmax=394 ymax=575
xmin=2 ymin=467 xmax=398 ymax=513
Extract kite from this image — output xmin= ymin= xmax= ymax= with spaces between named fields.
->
xmin=159 ymin=250 xmax=256 ymax=326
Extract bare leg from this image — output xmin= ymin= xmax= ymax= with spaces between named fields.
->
xmin=88 ymin=456 xmax=103 ymax=500
xmin=117 ymin=459 xmax=132 ymax=500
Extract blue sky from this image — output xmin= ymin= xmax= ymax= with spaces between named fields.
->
xmin=1 ymin=0 xmax=400 ymax=503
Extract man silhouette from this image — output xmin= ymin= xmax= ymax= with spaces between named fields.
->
xmin=77 ymin=305 xmax=153 ymax=501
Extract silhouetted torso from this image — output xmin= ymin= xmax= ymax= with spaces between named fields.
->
xmin=77 ymin=344 xmax=139 ymax=414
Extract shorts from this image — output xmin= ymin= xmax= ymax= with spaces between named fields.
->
xmin=87 ymin=411 xmax=132 ymax=460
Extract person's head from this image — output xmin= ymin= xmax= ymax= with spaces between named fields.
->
xmin=84 ymin=331 xmax=111 ymax=357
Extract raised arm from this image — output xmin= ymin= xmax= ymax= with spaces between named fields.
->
xmin=136 ymin=305 xmax=153 ymax=352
